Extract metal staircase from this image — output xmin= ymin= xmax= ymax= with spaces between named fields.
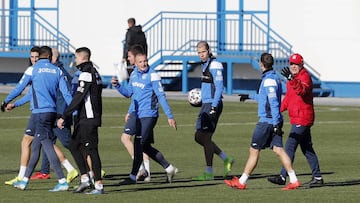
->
xmin=139 ymin=1 xmax=333 ymax=96
xmin=0 ymin=0 xmax=75 ymax=82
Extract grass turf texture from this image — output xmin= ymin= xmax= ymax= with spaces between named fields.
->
xmin=0 ymin=93 xmax=360 ymax=202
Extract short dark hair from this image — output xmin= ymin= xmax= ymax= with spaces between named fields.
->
xmin=39 ymin=46 xmax=52 ymax=60
xmin=128 ymin=44 xmax=145 ymax=56
xmin=75 ymin=47 xmax=91 ymax=60
xmin=30 ymin=46 xmax=40 ymax=53
xmin=260 ymin=53 xmax=274 ymax=69
xmin=128 ymin=18 xmax=136 ymax=25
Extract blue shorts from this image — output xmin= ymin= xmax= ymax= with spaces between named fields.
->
xmin=123 ymin=111 xmax=137 ymax=136
xmin=195 ymin=101 xmax=223 ymax=133
xmin=139 ymin=117 xmax=157 ymax=144
xmin=250 ymin=122 xmax=283 ymax=150
xmin=32 ymin=112 xmax=57 ymax=141
xmin=24 ymin=114 xmax=36 ymax=136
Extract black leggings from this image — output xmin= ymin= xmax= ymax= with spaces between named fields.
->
xmin=194 ymin=130 xmax=222 ymax=167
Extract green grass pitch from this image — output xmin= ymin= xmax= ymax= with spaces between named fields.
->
xmin=0 ymin=93 xmax=360 ymax=202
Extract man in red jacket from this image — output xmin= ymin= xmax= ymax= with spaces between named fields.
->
xmin=267 ymin=53 xmax=324 ymax=188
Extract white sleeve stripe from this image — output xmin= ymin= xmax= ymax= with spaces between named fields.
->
xmin=150 ymin=72 xmax=161 ymax=81
xmin=263 ymin=78 xmax=277 ymax=87
xmin=24 ymin=66 xmax=33 ymax=75
xmin=209 ymin=61 xmax=223 ymax=70
xmin=79 ymin=72 xmax=92 ymax=82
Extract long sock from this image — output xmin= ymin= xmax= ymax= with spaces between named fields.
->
xmin=219 ymin=152 xmax=227 ymax=161
xmin=59 ymin=178 xmax=66 ymax=184
xmin=22 ymin=177 xmax=29 ymax=182
xmin=139 ymin=163 xmax=145 ymax=171
xmin=81 ymin=174 xmax=90 ymax=183
xmin=18 ymin=165 xmax=27 ymax=179
xmin=287 ymin=170 xmax=298 ymax=183
xmin=239 ymin=173 xmax=249 ymax=184
xmin=165 ymin=164 xmax=174 ymax=173
xmin=61 ymin=159 xmax=75 ymax=173
xmin=143 ymin=160 xmax=150 ymax=176
xmin=206 ymin=166 xmax=213 ymax=174
xmin=95 ymin=182 xmax=103 ymax=190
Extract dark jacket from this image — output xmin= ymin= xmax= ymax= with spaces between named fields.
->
xmin=62 ymin=61 xmax=103 ymax=126
xmin=123 ymin=25 xmax=148 ymax=59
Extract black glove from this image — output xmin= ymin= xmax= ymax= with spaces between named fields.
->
xmin=1 ymin=101 xmax=7 ymax=112
xmin=209 ymin=106 xmax=217 ymax=121
xmin=239 ymin=94 xmax=250 ymax=102
xmin=273 ymin=124 xmax=284 ymax=136
xmin=281 ymin=67 xmax=294 ymax=81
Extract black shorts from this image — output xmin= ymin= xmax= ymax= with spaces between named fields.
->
xmin=72 ymin=121 xmax=99 ymax=149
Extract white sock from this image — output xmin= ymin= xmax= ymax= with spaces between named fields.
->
xmin=18 ymin=165 xmax=27 ymax=179
xmin=58 ymin=178 xmax=66 ymax=184
xmin=81 ymin=174 xmax=90 ymax=183
xmin=239 ymin=173 xmax=249 ymax=184
xmin=165 ymin=164 xmax=174 ymax=173
xmin=61 ymin=159 xmax=75 ymax=173
xmin=95 ymin=183 xmax=103 ymax=190
xmin=22 ymin=177 xmax=29 ymax=182
xmin=287 ymin=170 xmax=298 ymax=183
xmin=143 ymin=160 xmax=150 ymax=176
xmin=139 ymin=163 xmax=145 ymax=171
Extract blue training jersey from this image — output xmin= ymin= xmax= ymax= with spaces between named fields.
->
xmin=251 ymin=69 xmax=283 ymax=126
xmin=201 ymin=58 xmax=224 ymax=107
xmin=115 ymin=66 xmax=174 ymax=119
xmin=4 ymin=59 xmax=72 ymax=114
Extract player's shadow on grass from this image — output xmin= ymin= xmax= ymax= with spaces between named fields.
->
xmin=107 ymin=181 xmax=223 ymax=193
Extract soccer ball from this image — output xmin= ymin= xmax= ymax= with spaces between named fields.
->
xmin=188 ymin=88 xmax=202 ymax=107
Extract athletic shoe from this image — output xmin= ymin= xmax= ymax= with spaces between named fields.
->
xmin=224 ymin=156 xmax=234 ymax=177
xmin=304 ymin=178 xmax=324 ymax=188
xmin=192 ymin=172 xmax=214 ymax=181
xmin=66 ymin=169 xmax=79 ymax=183
xmin=30 ymin=172 xmax=50 ymax=180
xmin=144 ymin=176 xmax=151 ymax=182
xmin=282 ymin=180 xmax=301 ymax=190
xmin=13 ymin=180 xmax=28 ymax=190
xmin=118 ymin=178 xmax=136 ymax=185
xmin=166 ymin=166 xmax=178 ymax=183
xmin=224 ymin=176 xmax=246 ymax=190
xmin=5 ymin=176 xmax=20 ymax=185
xmin=101 ymin=169 xmax=106 ymax=178
xmin=85 ymin=188 xmax=104 ymax=195
xmin=73 ymin=181 xmax=92 ymax=193
xmin=137 ymin=169 xmax=150 ymax=182
xmin=267 ymin=175 xmax=286 ymax=185
xmin=49 ymin=182 xmax=69 ymax=192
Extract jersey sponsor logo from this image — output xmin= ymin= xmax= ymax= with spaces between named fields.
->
xmin=38 ymin=67 xmax=56 ymax=74
xmin=132 ymin=81 xmax=145 ymax=89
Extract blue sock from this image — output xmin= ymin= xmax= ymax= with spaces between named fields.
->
xmin=206 ymin=166 xmax=213 ymax=174
xmin=219 ymin=152 xmax=227 ymax=161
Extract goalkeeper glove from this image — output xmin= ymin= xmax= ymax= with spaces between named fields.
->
xmin=209 ymin=106 xmax=217 ymax=121
xmin=281 ymin=67 xmax=294 ymax=81
xmin=239 ymin=94 xmax=250 ymax=102
xmin=273 ymin=124 xmax=284 ymax=136
xmin=1 ymin=101 xmax=7 ymax=112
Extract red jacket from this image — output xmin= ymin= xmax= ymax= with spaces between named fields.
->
xmin=281 ymin=68 xmax=314 ymax=126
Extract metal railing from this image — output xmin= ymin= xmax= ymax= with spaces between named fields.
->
xmin=0 ymin=2 xmax=75 ymax=69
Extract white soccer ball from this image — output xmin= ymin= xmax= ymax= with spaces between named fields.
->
xmin=188 ymin=88 xmax=202 ymax=107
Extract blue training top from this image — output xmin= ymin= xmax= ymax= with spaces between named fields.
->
xmin=115 ymin=66 xmax=174 ymax=119
xmin=250 ymin=69 xmax=283 ymax=126
xmin=4 ymin=59 xmax=72 ymax=114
